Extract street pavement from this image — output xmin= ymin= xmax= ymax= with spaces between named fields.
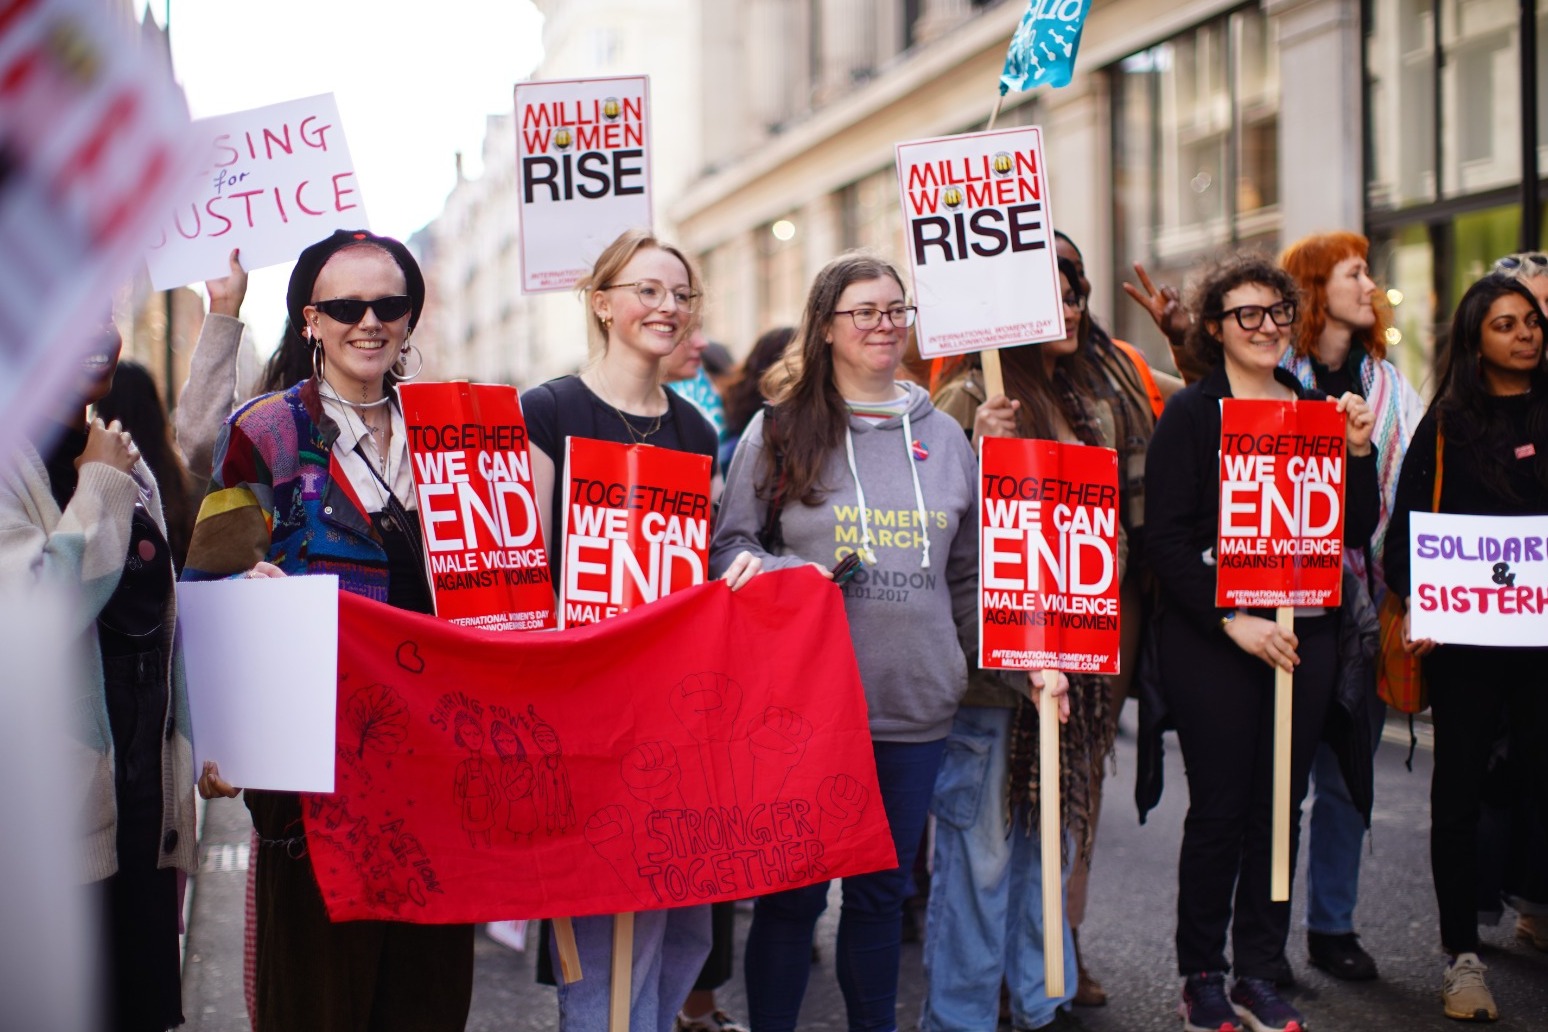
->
xmin=184 ymin=709 xmax=1548 ymax=1030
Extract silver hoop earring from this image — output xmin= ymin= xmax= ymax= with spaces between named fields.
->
xmin=393 ymin=341 xmax=424 ymax=382
xmin=311 ymin=342 xmax=326 ymax=382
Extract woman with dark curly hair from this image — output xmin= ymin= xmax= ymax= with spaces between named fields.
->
xmin=1385 ymin=273 xmax=1548 ymax=1023
xmin=1144 ymin=252 xmax=1378 ymax=1032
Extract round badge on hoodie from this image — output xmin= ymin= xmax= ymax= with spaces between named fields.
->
xmin=911 ymin=439 xmax=929 ymax=461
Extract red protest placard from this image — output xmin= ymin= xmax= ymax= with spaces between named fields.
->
xmin=1216 ymin=399 xmax=1347 ymax=608
xmin=303 ymin=568 xmax=897 ymax=922
xmin=979 ymin=437 xmax=1121 ymax=674
xmin=400 ymin=382 xmax=555 ymax=632
xmin=559 ymin=438 xmax=712 ymax=628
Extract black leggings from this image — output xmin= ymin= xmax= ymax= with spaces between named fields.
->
xmin=1425 ymin=646 xmax=1548 ymax=954
xmin=1163 ymin=611 xmax=1338 ymax=978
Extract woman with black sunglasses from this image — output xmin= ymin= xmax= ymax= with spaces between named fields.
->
xmin=183 ymin=230 xmax=475 ymax=1032
xmin=1144 ymin=253 xmax=1378 ymax=1032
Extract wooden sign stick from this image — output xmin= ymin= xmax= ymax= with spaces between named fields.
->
xmin=1040 ymin=667 xmax=1066 ymax=998
xmin=1270 ymin=606 xmax=1294 ymax=902
xmin=609 ymin=912 xmax=634 ymax=1031
xmin=553 ymin=916 xmax=582 ymax=984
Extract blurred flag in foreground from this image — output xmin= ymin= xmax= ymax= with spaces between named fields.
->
xmin=1000 ymin=0 xmax=1094 ymax=93
xmin=0 ymin=0 xmax=201 ymax=453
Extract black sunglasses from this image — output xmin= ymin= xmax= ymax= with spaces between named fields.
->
xmin=311 ymin=295 xmax=413 ymax=324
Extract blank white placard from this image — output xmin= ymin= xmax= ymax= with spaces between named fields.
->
xmin=177 ymin=575 xmax=338 ymax=792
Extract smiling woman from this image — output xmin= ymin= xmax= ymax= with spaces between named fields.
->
xmin=181 ymin=229 xmax=476 ymax=1032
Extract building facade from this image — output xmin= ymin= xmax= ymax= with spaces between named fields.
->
xmin=679 ymin=0 xmax=1547 ymax=395
xmin=428 ymin=0 xmax=1548 ymax=390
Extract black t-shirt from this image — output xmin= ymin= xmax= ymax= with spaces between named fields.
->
xmin=520 ymin=375 xmax=717 ymax=586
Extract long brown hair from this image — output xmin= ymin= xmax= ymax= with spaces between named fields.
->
xmin=759 ymin=253 xmax=906 ymax=505
xmin=1281 ymin=231 xmax=1391 ymax=362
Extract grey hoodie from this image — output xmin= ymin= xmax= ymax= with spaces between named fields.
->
xmin=710 ymin=381 xmax=978 ymax=743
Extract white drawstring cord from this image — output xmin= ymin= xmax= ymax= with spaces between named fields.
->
xmin=843 ymin=425 xmax=879 ymax=565
xmin=900 ymin=408 xmax=931 ymax=569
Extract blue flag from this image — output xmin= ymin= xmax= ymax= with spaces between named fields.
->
xmin=1000 ymin=0 xmax=1093 ymax=93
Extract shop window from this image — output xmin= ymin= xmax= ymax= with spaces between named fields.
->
xmin=1108 ymin=6 xmax=1280 ymax=358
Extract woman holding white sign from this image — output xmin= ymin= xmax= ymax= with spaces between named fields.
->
xmin=709 ymin=251 xmax=1046 ymax=1032
xmin=184 ymin=229 xmax=477 ymax=1032
xmin=1385 ymin=272 xmax=1548 ymax=1023
xmin=1144 ymin=253 xmax=1377 ymax=1032
xmin=520 ymin=228 xmax=761 ymax=1032
xmin=919 ymin=257 xmax=1121 ymax=1031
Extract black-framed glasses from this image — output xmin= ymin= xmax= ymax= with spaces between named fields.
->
xmin=311 ymin=295 xmax=413 ymax=324
xmin=833 ymin=305 xmax=918 ymax=330
xmin=602 ymin=279 xmax=703 ymax=313
xmin=1210 ymin=300 xmax=1297 ymax=330
xmin=1495 ymin=252 xmax=1548 ymax=273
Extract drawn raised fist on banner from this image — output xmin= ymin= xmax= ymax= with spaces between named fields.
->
xmin=670 ymin=671 xmax=745 ymax=800
xmin=817 ymin=774 xmax=870 ymax=841
xmin=749 ymin=706 xmax=813 ymax=801
xmin=621 ymin=740 xmax=686 ymax=810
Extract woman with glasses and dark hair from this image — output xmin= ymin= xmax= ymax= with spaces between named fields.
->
xmin=183 ymin=229 xmax=476 ymax=1032
xmin=1145 ymin=252 xmax=1378 ymax=1032
xmin=1385 ymin=273 xmax=1548 ymax=1023
xmin=519 ymin=228 xmax=761 ymax=1032
xmin=916 ymin=257 xmax=1123 ymax=1032
xmin=709 ymin=251 xmax=1005 ymax=1032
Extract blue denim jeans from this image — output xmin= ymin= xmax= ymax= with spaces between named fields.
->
xmin=919 ymin=707 xmax=1075 ymax=1032
xmin=743 ymin=737 xmax=946 ymax=1032
xmin=1305 ymin=696 xmax=1385 ymax=935
xmin=553 ymin=905 xmax=712 ymax=1032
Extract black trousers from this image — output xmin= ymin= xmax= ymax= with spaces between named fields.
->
xmin=1162 ymin=611 xmax=1337 ymax=979
xmin=1425 ymin=646 xmax=1548 ymax=954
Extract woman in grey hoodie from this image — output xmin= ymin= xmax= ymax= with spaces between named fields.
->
xmin=709 ymin=252 xmax=980 ymax=1031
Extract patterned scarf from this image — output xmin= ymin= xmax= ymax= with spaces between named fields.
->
xmin=1006 ymin=673 xmax=1115 ymax=866
xmin=1281 ymin=349 xmax=1415 ymax=599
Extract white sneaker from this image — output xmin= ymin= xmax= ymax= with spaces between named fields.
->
xmin=1442 ymin=953 xmax=1498 ymax=1022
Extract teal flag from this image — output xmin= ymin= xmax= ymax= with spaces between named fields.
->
xmin=1000 ymin=0 xmax=1093 ymax=93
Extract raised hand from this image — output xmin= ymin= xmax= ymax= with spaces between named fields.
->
xmin=78 ymin=418 xmax=139 ymax=474
xmin=621 ymin=740 xmax=686 ymax=809
xmin=816 ymin=773 xmax=869 ymax=841
xmin=205 ymin=248 xmax=248 ymax=318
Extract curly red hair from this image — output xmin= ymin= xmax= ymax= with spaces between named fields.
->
xmin=1280 ymin=231 xmax=1392 ymax=363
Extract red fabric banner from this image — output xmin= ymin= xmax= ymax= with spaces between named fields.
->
xmin=302 ymin=568 xmax=896 ymax=923
xmin=979 ymin=437 xmax=1121 ymax=674
xmin=400 ymin=382 xmax=555 ymax=630
xmin=559 ymin=438 xmax=713 ymax=627
xmin=1216 ymin=399 xmax=1347 ymax=608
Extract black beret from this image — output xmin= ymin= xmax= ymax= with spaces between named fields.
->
xmin=286 ymin=229 xmax=426 ymax=336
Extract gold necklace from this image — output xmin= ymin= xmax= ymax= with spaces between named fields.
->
xmin=592 ymin=367 xmax=664 ymax=444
